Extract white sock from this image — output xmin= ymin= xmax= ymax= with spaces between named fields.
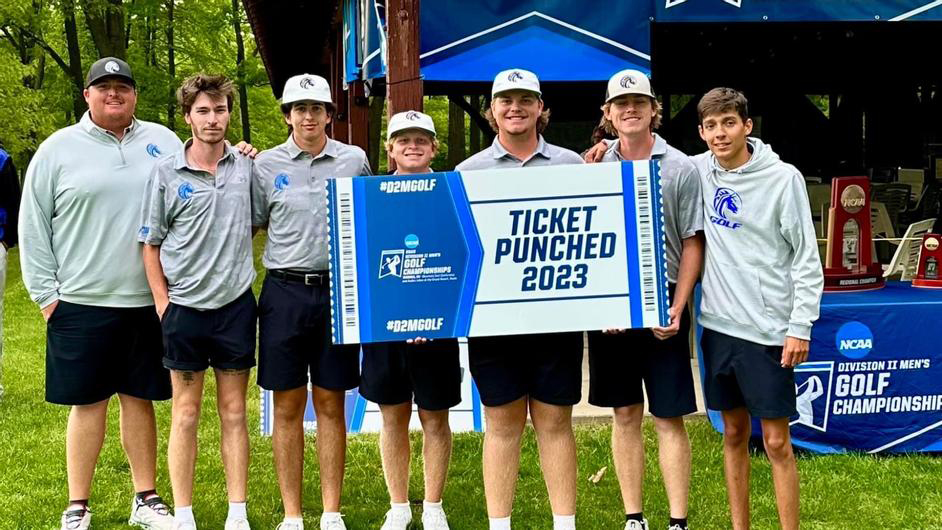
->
xmin=390 ymin=502 xmax=411 ymax=515
xmin=175 ymin=506 xmax=195 ymax=524
xmin=553 ymin=514 xmax=575 ymax=530
xmin=227 ymin=502 xmax=247 ymax=521
xmin=489 ymin=516 xmax=511 ymax=530
xmin=423 ymin=499 xmax=444 ymax=512
xmin=283 ymin=516 xmax=304 ymax=528
xmin=321 ymin=512 xmax=342 ymax=522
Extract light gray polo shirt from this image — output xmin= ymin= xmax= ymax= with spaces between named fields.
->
xmin=602 ymin=133 xmax=702 ymax=282
xmin=139 ymin=142 xmax=256 ymax=310
xmin=19 ymin=112 xmax=183 ymax=308
xmin=251 ymin=136 xmax=371 ymax=271
xmin=455 ymin=135 xmax=584 ymax=170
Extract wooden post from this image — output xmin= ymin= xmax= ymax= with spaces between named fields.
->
xmin=469 ymin=95 xmax=482 ymax=154
xmin=386 ymin=0 xmax=423 ymax=115
xmin=347 ymin=80 xmax=369 ymax=152
xmin=330 ymin=30 xmax=349 ymax=143
xmin=447 ymin=98 xmax=466 ymax=168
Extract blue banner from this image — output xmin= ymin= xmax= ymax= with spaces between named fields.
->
xmin=327 ymin=161 xmax=670 ymax=344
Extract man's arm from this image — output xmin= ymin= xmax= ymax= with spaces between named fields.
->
xmin=18 ymin=144 xmax=61 ymax=316
xmin=780 ymin=172 xmax=824 ymax=367
xmin=142 ymin=244 xmax=170 ymax=319
xmin=652 ymin=232 xmax=704 ymax=340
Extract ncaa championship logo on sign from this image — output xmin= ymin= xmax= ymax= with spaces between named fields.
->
xmin=836 ymin=321 xmax=873 ymax=359
xmin=404 ymin=234 xmax=420 ymax=249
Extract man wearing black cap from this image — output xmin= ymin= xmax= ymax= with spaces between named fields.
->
xmin=20 ymin=57 xmax=185 ymax=530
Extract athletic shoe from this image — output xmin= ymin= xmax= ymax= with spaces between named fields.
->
xmin=61 ymin=507 xmax=91 ymax=530
xmin=421 ymin=508 xmax=449 ymax=529
xmin=625 ymin=520 xmax=649 ymax=530
xmin=668 ymin=525 xmax=688 ymax=530
xmin=129 ymin=495 xmax=174 ymax=529
xmin=224 ymin=518 xmax=251 ymax=530
xmin=275 ymin=521 xmax=304 ymax=530
xmin=380 ymin=508 xmax=412 ymax=530
xmin=320 ymin=514 xmax=346 ymax=530
xmin=172 ymin=523 xmax=197 ymax=530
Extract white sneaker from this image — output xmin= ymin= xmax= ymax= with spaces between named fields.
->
xmin=224 ymin=518 xmax=251 ymax=530
xmin=276 ymin=521 xmax=304 ymax=530
xmin=421 ymin=508 xmax=449 ymax=529
xmin=380 ymin=508 xmax=412 ymax=530
xmin=320 ymin=514 xmax=346 ymax=530
xmin=625 ymin=520 xmax=649 ymax=530
xmin=129 ymin=495 xmax=174 ymax=529
xmin=172 ymin=523 xmax=197 ymax=530
xmin=668 ymin=525 xmax=687 ymax=530
xmin=61 ymin=507 xmax=91 ymax=530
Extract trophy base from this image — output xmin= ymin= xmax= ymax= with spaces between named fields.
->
xmin=823 ymin=269 xmax=885 ymax=292
xmin=912 ymin=278 xmax=942 ymax=289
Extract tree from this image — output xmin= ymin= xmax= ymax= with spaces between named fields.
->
xmin=82 ymin=0 xmax=126 ymax=59
xmin=231 ymin=0 xmax=249 ymax=142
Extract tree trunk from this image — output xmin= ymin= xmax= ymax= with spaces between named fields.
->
xmin=447 ymin=98 xmax=465 ymax=168
xmin=62 ymin=0 xmax=87 ymax=121
xmin=82 ymin=0 xmax=126 ymax=59
xmin=165 ymin=0 xmax=175 ymax=131
xmin=367 ymin=95 xmax=385 ymax=173
xmin=231 ymin=0 xmax=250 ymax=142
xmin=469 ymin=95 xmax=481 ymax=154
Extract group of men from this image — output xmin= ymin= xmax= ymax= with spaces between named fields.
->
xmin=16 ymin=54 xmax=822 ymax=530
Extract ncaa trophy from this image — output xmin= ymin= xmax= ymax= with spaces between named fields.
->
xmin=912 ymin=234 xmax=942 ymax=288
xmin=823 ymin=176 xmax=885 ymax=291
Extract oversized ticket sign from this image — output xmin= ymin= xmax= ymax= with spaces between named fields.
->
xmin=327 ymin=161 xmax=670 ymax=344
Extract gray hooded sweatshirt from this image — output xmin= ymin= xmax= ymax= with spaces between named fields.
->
xmin=694 ymin=138 xmax=823 ymax=346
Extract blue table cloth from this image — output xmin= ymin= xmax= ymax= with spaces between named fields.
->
xmin=700 ymin=281 xmax=942 ymax=453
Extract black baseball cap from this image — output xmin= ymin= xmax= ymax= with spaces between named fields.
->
xmin=85 ymin=57 xmax=136 ymax=88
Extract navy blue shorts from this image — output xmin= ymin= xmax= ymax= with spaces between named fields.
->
xmin=360 ymin=339 xmax=462 ymax=411
xmin=588 ymin=284 xmax=697 ymax=417
xmin=468 ymin=331 xmax=584 ymax=407
xmin=46 ymin=301 xmax=171 ymax=405
xmin=257 ymin=273 xmax=360 ymax=392
xmin=701 ymin=328 xmax=796 ymax=419
xmin=161 ymin=289 xmax=257 ymax=372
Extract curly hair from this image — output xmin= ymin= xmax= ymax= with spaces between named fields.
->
xmin=177 ymin=74 xmax=234 ymax=115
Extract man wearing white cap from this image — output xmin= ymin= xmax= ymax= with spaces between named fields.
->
xmin=359 ymin=110 xmax=460 ymax=530
xmin=251 ymin=73 xmax=371 ymax=530
xmin=456 ymin=69 xmax=584 ymax=530
xmin=587 ymin=70 xmax=703 ymax=530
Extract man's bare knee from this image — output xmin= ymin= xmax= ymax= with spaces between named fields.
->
xmin=762 ymin=429 xmax=794 ymax=462
xmin=612 ymin=405 xmax=644 ymax=430
xmin=313 ymin=389 xmax=345 ymax=422
xmin=484 ymin=401 xmax=527 ymax=440
xmin=652 ymin=415 xmax=686 ymax=436
xmin=418 ymin=409 xmax=451 ymax=437
xmin=172 ymin=402 xmax=201 ymax=432
xmin=530 ymin=401 xmax=572 ymax=437
xmin=274 ymin=390 xmax=307 ymax=424
xmin=217 ymin=398 xmax=246 ymax=428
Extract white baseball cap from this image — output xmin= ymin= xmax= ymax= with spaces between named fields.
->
xmin=491 ymin=69 xmax=541 ymax=98
xmin=387 ymin=110 xmax=436 ymax=140
xmin=605 ymin=69 xmax=654 ymax=102
xmin=281 ymin=74 xmax=333 ymax=105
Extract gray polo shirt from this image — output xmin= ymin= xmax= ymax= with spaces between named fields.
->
xmin=251 ymin=136 xmax=371 ymax=271
xmin=602 ymin=133 xmax=702 ymax=282
xmin=139 ymin=142 xmax=256 ymax=310
xmin=455 ymin=135 xmax=584 ymax=170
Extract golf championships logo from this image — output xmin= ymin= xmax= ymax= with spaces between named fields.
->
xmin=619 ymin=74 xmax=637 ymax=88
xmin=146 ymin=144 xmax=162 ymax=158
xmin=836 ymin=321 xmax=873 ymax=359
xmin=104 ymin=60 xmax=120 ymax=73
xmin=177 ymin=181 xmax=194 ymax=200
xmin=404 ymin=234 xmax=419 ymax=249
xmin=508 ymin=71 xmax=524 ymax=82
xmin=274 ymin=173 xmax=290 ymax=191
xmin=710 ymin=187 xmax=743 ymax=230
xmin=300 ymin=77 xmax=317 ymax=89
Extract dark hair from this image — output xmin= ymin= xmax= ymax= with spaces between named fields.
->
xmin=697 ymin=87 xmax=749 ymax=123
xmin=177 ymin=74 xmax=234 ymax=115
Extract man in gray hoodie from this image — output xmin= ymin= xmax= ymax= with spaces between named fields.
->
xmin=694 ymin=88 xmax=823 ymax=530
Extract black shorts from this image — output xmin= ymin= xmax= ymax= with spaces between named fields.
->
xmin=161 ymin=289 xmax=257 ymax=372
xmin=45 ymin=301 xmax=171 ymax=405
xmin=701 ymin=328 xmax=796 ymax=419
xmin=360 ymin=339 xmax=461 ymax=411
xmin=257 ymin=273 xmax=360 ymax=392
xmin=588 ymin=298 xmax=696 ymax=418
xmin=468 ymin=331 xmax=583 ymax=407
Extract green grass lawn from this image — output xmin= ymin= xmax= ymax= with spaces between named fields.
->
xmin=2 ymin=243 xmax=941 ymax=529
